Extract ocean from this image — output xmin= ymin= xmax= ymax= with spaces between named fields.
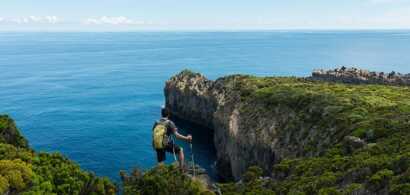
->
xmin=1 ymin=31 xmax=410 ymax=181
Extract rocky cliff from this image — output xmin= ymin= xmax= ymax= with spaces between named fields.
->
xmin=164 ymin=68 xmax=410 ymax=188
xmin=165 ymin=71 xmax=327 ymax=180
xmin=165 ymin=70 xmax=257 ymax=180
xmin=311 ymin=66 xmax=410 ymax=86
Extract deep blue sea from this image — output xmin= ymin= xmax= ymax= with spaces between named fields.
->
xmin=1 ymin=31 xmax=410 ymax=181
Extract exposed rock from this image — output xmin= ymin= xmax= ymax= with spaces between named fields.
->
xmin=343 ymin=136 xmax=366 ymax=153
xmin=165 ymin=70 xmax=340 ymax=180
xmin=165 ymin=70 xmax=243 ymax=180
xmin=165 ymin=70 xmax=218 ymax=129
xmin=165 ymin=69 xmax=410 ymax=194
xmin=310 ymin=66 xmax=410 ymax=86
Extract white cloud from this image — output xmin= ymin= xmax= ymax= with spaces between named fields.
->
xmin=0 ymin=16 xmax=60 ymax=24
xmin=84 ymin=16 xmax=148 ymax=25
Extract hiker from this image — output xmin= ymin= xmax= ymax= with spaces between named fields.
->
xmin=152 ymin=107 xmax=192 ymax=170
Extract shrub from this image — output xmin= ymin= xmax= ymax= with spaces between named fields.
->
xmin=0 ymin=115 xmax=116 ymax=194
xmin=242 ymin=166 xmax=263 ymax=182
xmin=0 ymin=159 xmax=33 ymax=193
xmin=367 ymin=169 xmax=394 ymax=191
xmin=318 ymin=187 xmax=341 ymax=195
xmin=390 ymin=184 xmax=410 ymax=195
xmin=121 ymin=164 xmax=213 ymax=195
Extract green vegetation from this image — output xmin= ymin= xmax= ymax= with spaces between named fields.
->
xmin=216 ymin=76 xmax=410 ymax=194
xmin=3 ymin=73 xmax=410 ymax=194
xmin=0 ymin=115 xmax=116 ymax=194
xmin=0 ymin=115 xmax=28 ymax=148
xmin=121 ymin=164 xmax=214 ymax=195
xmin=123 ymin=74 xmax=410 ymax=194
xmin=219 ymin=166 xmax=275 ymax=195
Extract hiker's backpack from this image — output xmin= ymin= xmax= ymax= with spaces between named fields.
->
xmin=153 ymin=121 xmax=168 ymax=149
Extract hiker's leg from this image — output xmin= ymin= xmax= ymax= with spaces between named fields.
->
xmin=156 ymin=149 xmax=166 ymax=164
xmin=178 ymin=148 xmax=184 ymax=169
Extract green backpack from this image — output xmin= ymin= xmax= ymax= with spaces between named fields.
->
xmin=153 ymin=121 xmax=168 ymax=149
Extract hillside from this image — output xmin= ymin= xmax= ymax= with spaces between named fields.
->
xmin=164 ymin=69 xmax=410 ymax=194
xmin=0 ymin=115 xmax=116 ymax=194
xmin=0 ymin=112 xmax=213 ymax=195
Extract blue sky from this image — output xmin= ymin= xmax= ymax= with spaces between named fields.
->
xmin=1 ymin=0 xmax=410 ymax=31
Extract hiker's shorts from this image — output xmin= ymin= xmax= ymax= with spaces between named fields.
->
xmin=156 ymin=142 xmax=181 ymax=162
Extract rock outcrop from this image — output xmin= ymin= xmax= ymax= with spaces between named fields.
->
xmin=165 ymin=68 xmax=410 ymax=186
xmin=311 ymin=66 xmax=410 ymax=86
xmin=165 ymin=70 xmax=348 ymax=180
xmin=165 ymin=70 xmax=243 ymax=180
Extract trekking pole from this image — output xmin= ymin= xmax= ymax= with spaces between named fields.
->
xmin=190 ymin=143 xmax=196 ymax=177
xmin=172 ymin=136 xmax=177 ymax=162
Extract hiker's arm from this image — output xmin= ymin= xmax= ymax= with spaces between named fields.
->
xmin=168 ymin=121 xmax=192 ymax=142
xmin=174 ymin=129 xmax=192 ymax=142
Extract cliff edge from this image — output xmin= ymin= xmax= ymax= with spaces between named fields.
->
xmin=164 ymin=68 xmax=410 ymax=188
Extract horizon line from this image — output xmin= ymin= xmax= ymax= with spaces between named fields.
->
xmin=1 ymin=28 xmax=410 ymax=33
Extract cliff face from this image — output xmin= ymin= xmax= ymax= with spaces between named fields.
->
xmin=165 ymin=71 xmax=218 ymax=129
xmin=165 ymin=71 xmax=343 ymax=180
xmin=165 ymin=70 xmax=240 ymax=179
xmin=165 ymin=69 xmax=410 ymax=185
